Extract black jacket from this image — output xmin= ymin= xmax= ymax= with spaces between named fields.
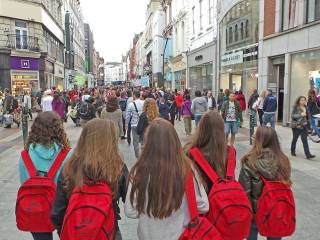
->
xmin=307 ymin=97 xmax=320 ymax=116
xmin=136 ymin=112 xmax=149 ymax=142
xmin=51 ymin=164 xmax=129 ymax=235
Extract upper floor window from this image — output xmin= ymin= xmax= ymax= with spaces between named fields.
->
xmin=228 ymin=27 xmax=233 ymax=44
xmin=209 ymin=0 xmax=213 ymax=25
xmin=282 ymin=0 xmax=299 ymax=30
xmin=235 ymin=24 xmax=239 ymax=41
xmin=192 ymin=7 xmax=196 ymax=35
xmin=200 ymin=0 xmax=203 ymax=30
xmin=307 ymin=0 xmax=320 ymax=23
xmin=245 ymin=19 xmax=249 ymax=38
xmin=241 ymin=22 xmax=244 ymax=40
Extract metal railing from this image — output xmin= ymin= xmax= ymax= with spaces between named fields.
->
xmin=6 ymin=34 xmax=40 ymax=52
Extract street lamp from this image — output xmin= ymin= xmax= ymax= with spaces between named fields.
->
xmin=155 ymin=34 xmax=172 ymax=87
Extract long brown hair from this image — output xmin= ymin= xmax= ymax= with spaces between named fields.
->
xmin=241 ymin=127 xmax=292 ymax=184
xmin=63 ymin=119 xmax=124 ymax=196
xmin=185 ymin=111 xmax=227 ymax=178
xmin=129 ymin=118 xmax=191 ymax=219
xmin=143 ymin=98 xmax=159 ymax=122
xmin=26 ymin=111 xmax=70 ymax=150
xmin=106 ymin=96 xmax=119 ymax=112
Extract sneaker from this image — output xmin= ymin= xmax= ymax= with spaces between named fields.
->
xmin=291 ymin=152 xmax=296 ymax=157
xmin=307 ymin=155 xmax=316 ymax=159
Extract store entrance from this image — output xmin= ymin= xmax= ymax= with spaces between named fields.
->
xmin=231 ymin=74 xmax=242 ymax=92
xmin=277 ymin=64 xmax=285 ymax=122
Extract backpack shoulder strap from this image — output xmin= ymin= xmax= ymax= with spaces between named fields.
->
xmin=185 ymin=172 xmax=199 ymax=220
xmin=47 ymin=149 xmax=70 ymax=179
xmin=21 ymin=150 xmax=37 ymax=178
xmin=190 ymin=148 xmax=219 ymax=183
xmin=133 ymin=102 xmax=139 ymax=113
xmin=226 ymin=146 xmax=236 ymax=179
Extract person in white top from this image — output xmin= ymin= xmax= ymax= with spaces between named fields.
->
xmin=23 ymin=91 xmax=33 ymax=120
xmin=125 ymin=119 xmax=209 ymax=240
xmin=125 ymin=90 xmax=145 ymax=158
xmin=41 ymin=90 xmax=54 ymax=112
xmin=253 ymin=90 xmax=266 ymax=126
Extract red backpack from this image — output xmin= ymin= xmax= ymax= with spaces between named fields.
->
xmin=60 ymin=182 xmax=115 ymax=240
xmin=255 ymin=176 xmax=296 ymax=237
xmin=16 ymin=149 xmax=69 ymax=232
xmin=189 ymin=147 xmax=252 ymax=240
xmin=179 ymin=172 xmax=223 ymax=240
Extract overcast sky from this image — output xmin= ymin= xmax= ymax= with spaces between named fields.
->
xmin=81 ymin=0 xmax=149 ymax=63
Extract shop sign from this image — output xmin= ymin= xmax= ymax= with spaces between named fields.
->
xmin=243 ymin=46 xmax=259 ymax=62
xmin=10 ymin=57 xmax=39 ymax=71
xmin=195 ymin=55 xmax=203 ymax=61
xmin=141 ymin=76 xmax=150 ymax=87
xmin=221 ymin=51 xmax=243 ymax=67
xmin=45 ymin=61 xmax=54 ymax=74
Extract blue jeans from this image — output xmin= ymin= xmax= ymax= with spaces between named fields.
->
xmin=225 ymin=121 xmax=239 ymax=134
xmin=263 ymin=113 xmax=276 ymax=129
xmin=311 ymin=117 xmax=320 ymax=137
xmin=31 ymin=233 xmax=52 ymax=240
xmin=194 ymin=114 xmax=202 ymax=127
xmin=248 ymin=222 xmax=281 ymax=240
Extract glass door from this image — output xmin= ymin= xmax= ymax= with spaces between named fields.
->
xmin=15 ymin=29 xmax=28 ymax=49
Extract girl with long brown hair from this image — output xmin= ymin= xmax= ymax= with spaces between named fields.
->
xmin=239 ymin=126 xmax=292 ymax=240
xmin=101 ymin=96 xmax=123 ymax=138
xmin=185 ymin=111 xmax=228 ymax=189
xmin=125 ymin=118 xmax=209 ymax=240
xmin=51 ymin=119 xmax=128 ymax=240
xmin=18 ymin=111 xmax=71 ymax=240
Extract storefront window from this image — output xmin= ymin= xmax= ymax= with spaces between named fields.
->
xmin=307 ymin=0 xmax=320 ymax=23
xmin=11 ymin=71 xmax=39 ymax=97
xmin=189 ymin=63 xmax=213 ymax=91
xmin=290 ymin=49 xmax=320 ymax=109
xmin=174 ymin=70 xmax=186 ymax=90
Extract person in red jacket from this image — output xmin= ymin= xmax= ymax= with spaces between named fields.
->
xmin=175 ymin=91 xmax=184 ymax=121
xmin=236 ymin=91 xmax=246 ymax=111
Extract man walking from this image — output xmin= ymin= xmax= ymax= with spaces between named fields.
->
xmin=191 ymin=90 xmax=208 ymax=126
xmin=221 ymin=92 xmax=243 ymax=146
xmin=263 ymin=89 xmax=277 ymax=129
xmin=126 ymin=90 xmax=144 ymax=158
xmin=205 ymin=90 xmax=217 ymax=110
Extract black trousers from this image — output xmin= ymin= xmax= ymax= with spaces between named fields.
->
xmin=291 ymin=128 xmax=311 ymax=157
xmin=258 ymin=109 xmax=264 ymax=126
xmin=31 ymin=233 xmax=52 ymax=240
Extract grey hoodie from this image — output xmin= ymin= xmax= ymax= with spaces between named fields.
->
xmin=191 ymin=97 xmax=208 ymax=115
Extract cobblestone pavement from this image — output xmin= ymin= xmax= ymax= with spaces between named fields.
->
xmin=0 ymin=119 xmax=319 ymax=239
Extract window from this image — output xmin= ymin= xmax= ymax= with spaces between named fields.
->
xmin=282 ymin=0 xmax=299 ymax=30
xmin=307 ymin=0 xmax=320 ymax=22
xmin=199 ymin=0 xmax=203 ymax=30
xmin=235 ymin=24 xmax=239 ymax=41
xmin=245 ymin=19 xmax=249 ymax=38
xmin=15 ymin=20 xmax=28 ymax=49
xmin=209 ymin=0 xmax=213 ymax=25
xmin=226 ymin=29 xmax=228 ymax=44
xmin=241 ymin=22 xmax=244 ymax=39
xmin=181 ymin=22 xmax=185 ymax=50
xmin=228 ymin=27 xmax=233 ymax=43
xmin=192 ymin=7 xmax=195 ymax=35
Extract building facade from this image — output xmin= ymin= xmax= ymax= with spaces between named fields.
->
xmin=259 ymin=0 xmax=320 ymax=125
xmin=105 ymin=62 xmax=123 ymax=84
xmin=64 ymin=0 xmax=86 ymax=89
xmin=0 ymin=0 xmax=64 ymax=94
xmin=217 ymin=0 xmax=259 ymax=102
xmin=187 ymin=0 xmax=218 ymax=93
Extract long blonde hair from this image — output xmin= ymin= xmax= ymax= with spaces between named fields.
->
xmin=143 ymin=98 xmax=159 ymax=122
xmin=63 ymin=119 xmax=124 ymax=196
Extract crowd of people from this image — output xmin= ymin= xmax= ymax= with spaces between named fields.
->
xmin=10 ymin=84 xmax=320 ymax=240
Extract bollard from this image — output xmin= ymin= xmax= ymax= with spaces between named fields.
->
xmin=22 ymin=106 xmax=28 ymax=145
xmin=249 ymin=109 xmax=256 ymax=145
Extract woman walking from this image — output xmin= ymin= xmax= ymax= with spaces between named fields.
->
xmin=239 ymin=126 xmax=293 ymax=240
xmin=254 ymin=90 xmax=266 ymax=126
xmin=181 ymin=95 xmax=193 ymax=136
xmin=136 ymin=98 xmax=159 ymax=144
xmin=125 ymin=118 xmax=209 ymax=240
xmin=52 ymin=93 xmax=66 ymax=121
xmin=18 ymin=112 xmax=72 ymax=240
xmin=51 ymin=119 xmax=128 ymax=240
xmin=101 ymin=96 xmax=123 ymax=139
xmin=307 ymin=89 xmax=320 ymax=138
xmin=291 ymin=96 xmax=316 ymax=159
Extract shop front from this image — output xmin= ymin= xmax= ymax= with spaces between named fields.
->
xmin=188 ymin=43 xmax=215 ymax=92
xmin=172 ymin=59 xmax=186 ymax=91
xmin=54 ymin=62 xmax=65 ymax=90
xmin=10 ymin=56 xmax=39 ymax=96
xmin=219 ymin=0 xmax=259 ymax=100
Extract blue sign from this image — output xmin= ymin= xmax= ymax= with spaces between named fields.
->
xmin=141 ymin=76 xmax=150 ymax=87
xmin=165 ymin=72 xmax=172 ymax=81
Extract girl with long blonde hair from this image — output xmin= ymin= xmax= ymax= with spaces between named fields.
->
xmin=51 ymin=119 xmax=128 ymax=239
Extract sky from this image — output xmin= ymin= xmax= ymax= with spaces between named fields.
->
xmin=81 ymin=0 xmax=150 ymax=63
